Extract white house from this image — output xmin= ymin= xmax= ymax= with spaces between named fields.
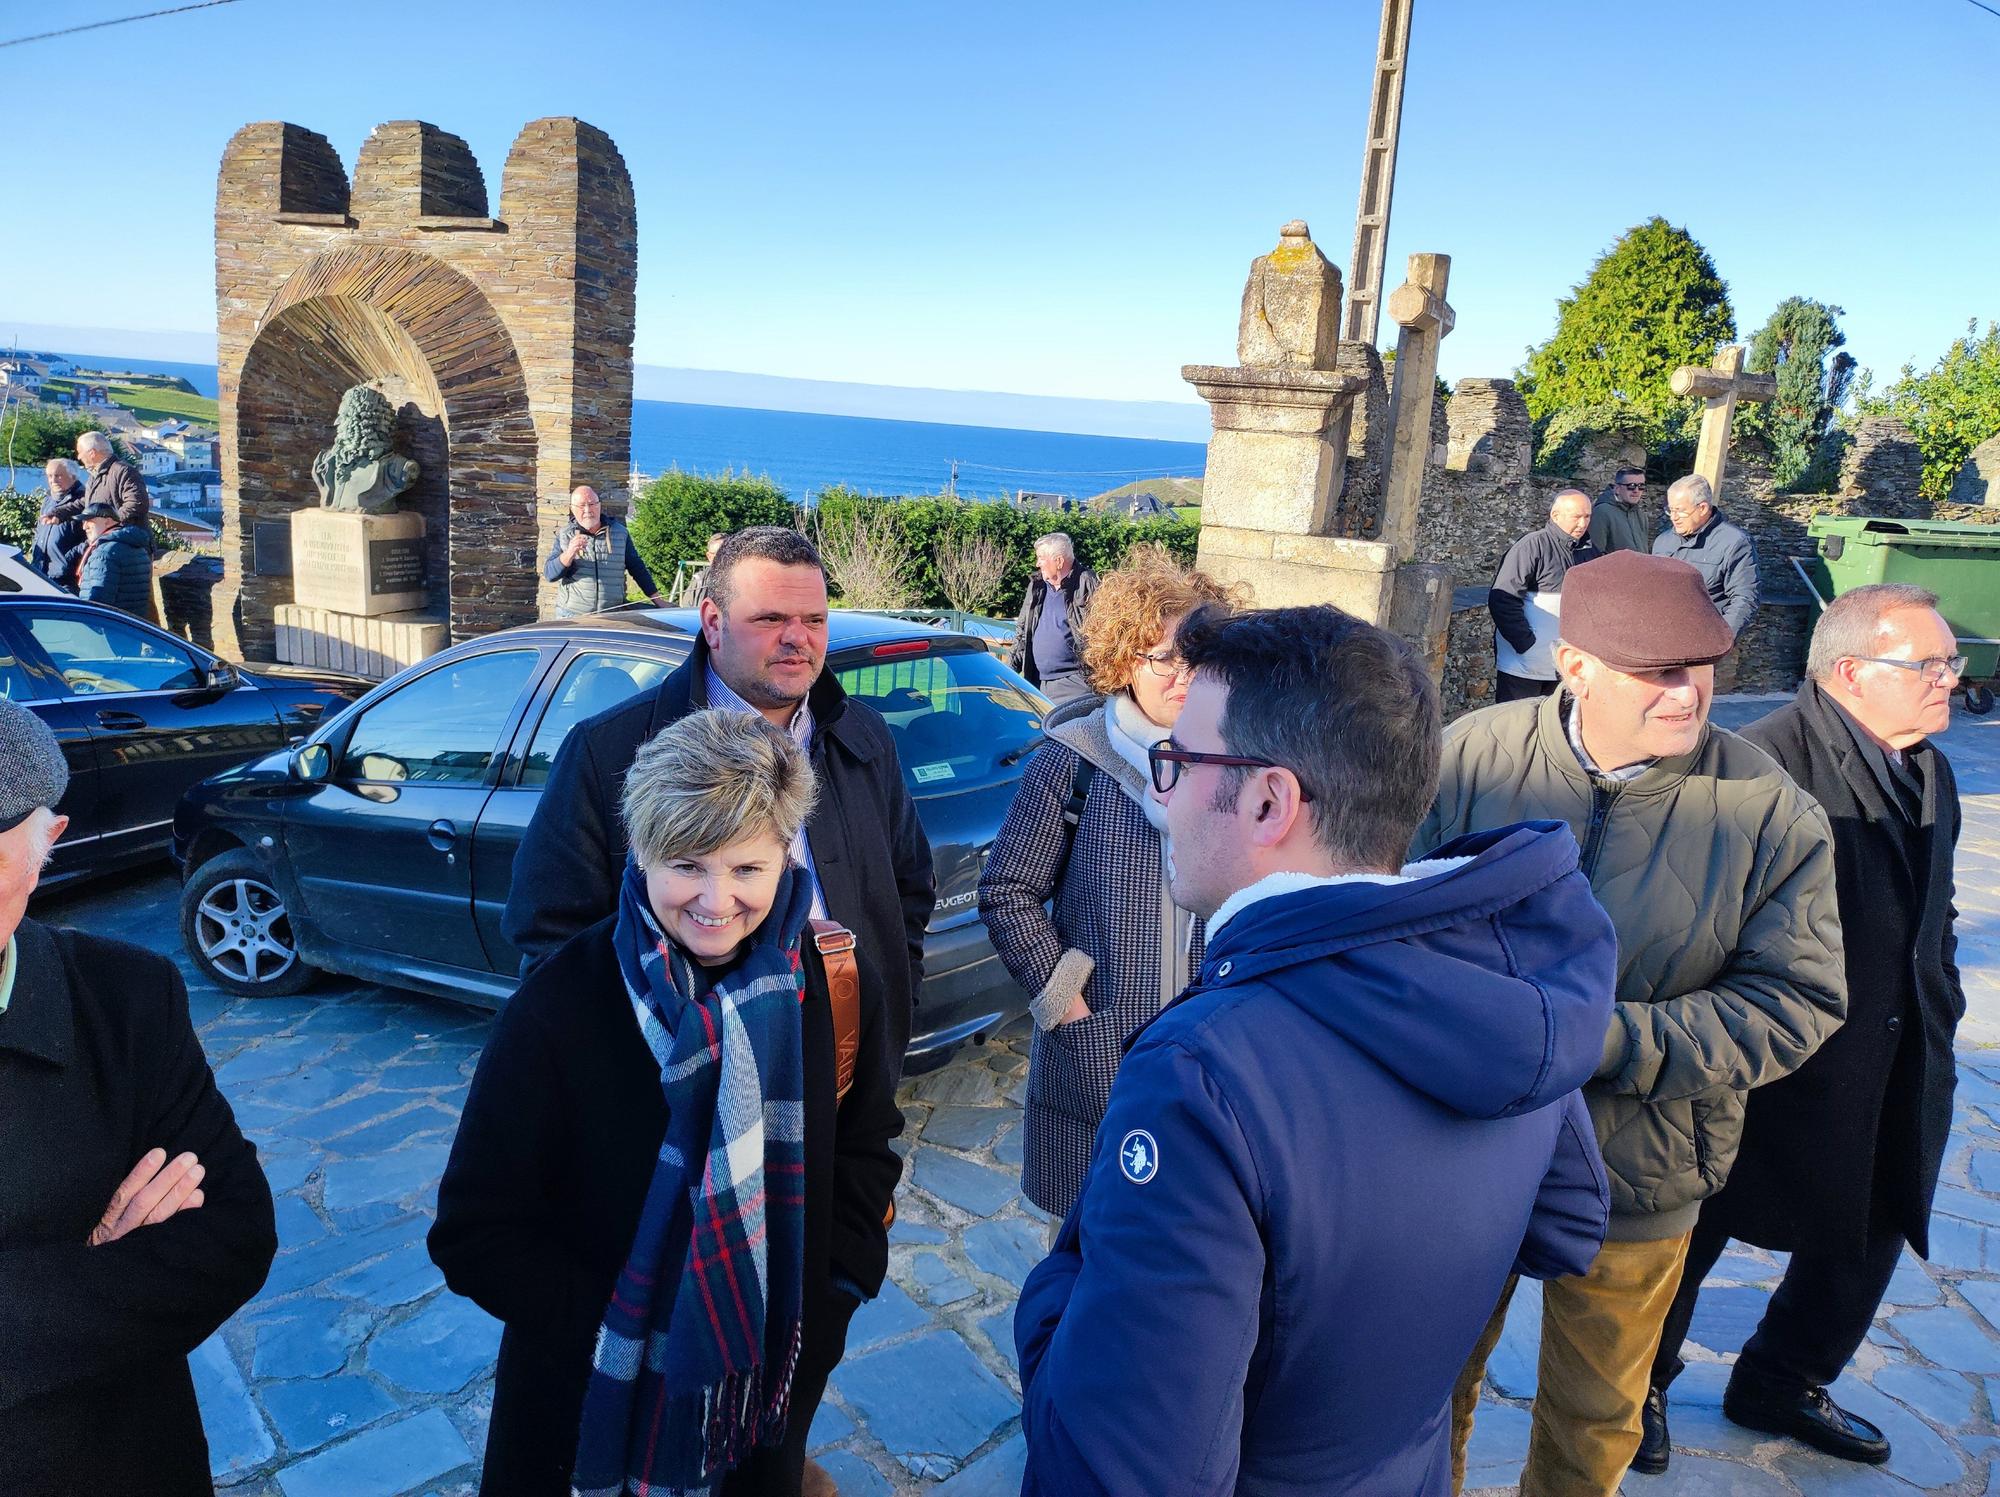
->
xmin=0 ymin=361 xmax=45 ymax=393
xmin=162 ymin=431 xmax=215 ymax=467
xmin=128 ymin=438 xmax=176 ymax=478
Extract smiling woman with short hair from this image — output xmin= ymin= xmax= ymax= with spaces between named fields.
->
xmin=431 ymin=708 xmax=903 ymax=1497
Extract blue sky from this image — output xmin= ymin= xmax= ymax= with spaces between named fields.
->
xmin=1 ymin=0 xmax=1993 ymax=411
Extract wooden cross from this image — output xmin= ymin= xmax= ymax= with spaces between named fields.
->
xmin=1669 ymin=344 xmax=1776 ymax=501
xmin=1379 ymin=252 xmax=1454 ymax=561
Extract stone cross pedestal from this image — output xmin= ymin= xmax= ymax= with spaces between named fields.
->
xmin=1670 ymin=345 xmax=1776 ymax=500
xmin=1380 ymin=253 xmax=1454 ymax=562
xmin=1186 ymin=222 xmax=1455 ymax=669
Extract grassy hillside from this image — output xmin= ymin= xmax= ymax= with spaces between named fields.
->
xmin=42 ymin=375 xmax=219 ymax=427
xmin=1086 ymin=475 xmax=1204 ymax=509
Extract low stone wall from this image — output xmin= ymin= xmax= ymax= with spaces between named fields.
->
xmin=1443 ymin=590 xmax=1495 ymax=722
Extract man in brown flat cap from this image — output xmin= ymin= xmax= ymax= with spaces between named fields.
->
xmin=1415 ymin=551 xmax=1846 ymax=1497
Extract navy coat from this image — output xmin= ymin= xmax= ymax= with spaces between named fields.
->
xmin=1016 ymin=822 xmax=1615 ymax=1497
xmin=77 ymin=524 xmax=157 ymax=621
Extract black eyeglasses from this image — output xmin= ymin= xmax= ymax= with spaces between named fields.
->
xmin=1852 ymin=654 xmax=1967 ymax=685
xmin=1148 ymin=742 xmax=1314 ymax=800
xmin=1616 ymin=480 xmax=1646 ymax=491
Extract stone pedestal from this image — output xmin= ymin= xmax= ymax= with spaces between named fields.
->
xmin=291 ymin=508 xmax=428 ymax=616
xmin=275 ymin=604 xmax=446 ymax=679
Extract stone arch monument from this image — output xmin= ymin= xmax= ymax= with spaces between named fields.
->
xmin=212 ymin=118 xmax=637 ymax=668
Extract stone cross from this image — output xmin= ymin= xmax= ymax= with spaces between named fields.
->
xmin=1669 ymin=344 xmax=1776 ymax=502
xmin=1379 ymin=252 xmax=1453 ymax=561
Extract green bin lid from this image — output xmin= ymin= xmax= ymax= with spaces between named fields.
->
xmin=1806 ymin=515 xmax=2000 ymax=548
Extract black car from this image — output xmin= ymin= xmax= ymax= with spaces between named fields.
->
xmin=173 ymin=609 xmax=1050 ymax=1061
xmin=0 ymin=595 xmax=367 ymax=887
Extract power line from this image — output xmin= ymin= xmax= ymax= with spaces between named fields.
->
xmin=1964 ymin=0 xmax=2000 ymax=18
xmin=0 ymin=0 xmax=249 ymax=50
xmin=950 ymin=459 xmax=1205 ymax=480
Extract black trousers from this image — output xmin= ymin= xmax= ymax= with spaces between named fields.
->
xmin=1651 ymin=1204 xmax=1905 ymax=1397
xmin=1495 ymin=672 xmax=1557 ymax=703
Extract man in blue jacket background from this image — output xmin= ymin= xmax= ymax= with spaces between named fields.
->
xmin=1015 ymin=604 xmax=1616 ymax=1497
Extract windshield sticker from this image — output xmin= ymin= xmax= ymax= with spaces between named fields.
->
xmin=912 ymin=762 xmax=956 ymax=783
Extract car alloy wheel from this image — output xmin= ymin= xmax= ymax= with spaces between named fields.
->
xmin=193 ymin=872 xmax=300 ymax=987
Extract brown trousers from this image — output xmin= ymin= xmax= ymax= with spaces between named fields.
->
xmin=1450 ymin=1232 xmax=1692 ymax=1496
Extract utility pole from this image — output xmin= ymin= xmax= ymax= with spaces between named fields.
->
xmin=948 ymin=458 xmax=958 ymax=498
xmin=1343 ymin=0 xmax=1416 ymax=349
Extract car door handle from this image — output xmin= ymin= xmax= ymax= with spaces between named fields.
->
xmin=95 ymin=709 xmax=148 ymax=731
xmin=427 ymin=819 xmax=458 ymax=851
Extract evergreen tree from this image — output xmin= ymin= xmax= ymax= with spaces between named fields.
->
xmin=1519 ymin=217 xmax=1735 ymax=455
xmin=1743 ymin=297 xmax=1854 ymax=491
xmin=1855 ymin=320 xmax=2000 ymax=500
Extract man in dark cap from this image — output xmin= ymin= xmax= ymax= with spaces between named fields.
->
xmin=0 ymin=698 xmax=275 ymax=1495
xmin=1416 ymin=551 xmax=1846 ymax=1496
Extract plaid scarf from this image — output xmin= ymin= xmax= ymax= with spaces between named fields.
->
xmin=571 ymin=856 xmax=812 ymax=1497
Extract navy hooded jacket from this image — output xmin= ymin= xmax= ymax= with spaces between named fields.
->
xmin=1016 ymin=821 xmax=1614 ymax=1497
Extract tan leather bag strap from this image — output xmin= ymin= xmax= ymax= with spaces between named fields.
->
xmin=810 ymin=920 xmax=861 ymax=1103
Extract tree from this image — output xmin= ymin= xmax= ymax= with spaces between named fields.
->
xmin=626 ymin=468 xmax=793 ymax=589
xmin=0 ymin=402 xmax=111 ymax=467
xmin=811 ymin=504 xmax=917 ymax=608
xmin=934 ymin=529 xmax=1009 ymax=614
xmin=1519 ymin=218 xmax=1736 ymax=457
xmin=1854 ymin=320 xmax=2000 ymax=500
xmin=1742 ymin=297 xmax=1854 ymax=491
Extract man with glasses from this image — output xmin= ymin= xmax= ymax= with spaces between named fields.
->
xmin=1642 ymin=584 xmax=1967 ymax=1472
xmin=1590 ymin=467 xmax=1653 ymax=556
xmin=1423 ymin=551 xmax=1844 ymax=1496
xmin=1017 ymin=604 xmax=1617 ymax=1496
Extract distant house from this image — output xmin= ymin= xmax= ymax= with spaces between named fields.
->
xmin=1014 ymin=490 xmax=1077 ymax=512
xmin=128 ymin=438 xmax=177 ymax=478
xmin=1112 ymin=491 xmax=1171 ymax=519
xmin=154 ymin=418 xmax=190 ymax=440
xmin=82 ymin=384 xmax=110 ymax=406
xmin=41 ymin=355 xmax=75 ymax=378
xmin=162 ymin=431 xmax=214 ymax=467
xmin=0 ymin=361 xmax=45 ymax=393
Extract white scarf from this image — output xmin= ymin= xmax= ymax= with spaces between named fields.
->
xmin=1104 ymin=691 xmax=1171 ymax=834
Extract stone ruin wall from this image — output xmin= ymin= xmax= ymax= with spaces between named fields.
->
xmin=213 ymin=118 xmax=637 ymax=660
xmin=1408 ymin=392 xmax=2000 ymax=720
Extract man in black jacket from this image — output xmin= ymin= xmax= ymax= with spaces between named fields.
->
xmin=1007 ymin=532 xmax=1099 ymax=703
xmin=1488 ymin=488 xmax=1597 ymax=702
xmin=1644 ymin=583 xmax=1967 ymax=1472
xmin=0 ymin=697 xmax=276 ymax=1496
xmin=503 ymin=525 xmax=936 ymax=1061
xmin=33 ymin=458 xmax=87 ymax=589
xmin=76 ymin=429 xmax=152 ymax=539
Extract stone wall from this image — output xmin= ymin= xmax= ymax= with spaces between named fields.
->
xmin=212 ymin=117 xmax=637 ymax=661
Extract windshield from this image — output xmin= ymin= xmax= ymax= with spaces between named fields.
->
xmin=835 ymin=645 xmax=1049 ymax=795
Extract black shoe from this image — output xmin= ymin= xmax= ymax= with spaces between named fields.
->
xmin=1631 ymin=1385 xmax=1671 ymax=1475
xmin=1722 ymin=1380 xmax=1891 ymax=1464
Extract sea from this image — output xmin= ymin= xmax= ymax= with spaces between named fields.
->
xmin=6 ymin=353 xmax=1206 ymax=504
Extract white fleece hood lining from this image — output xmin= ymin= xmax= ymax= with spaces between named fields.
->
xmin=1207 ymin=856 xmax=1478 ymax=940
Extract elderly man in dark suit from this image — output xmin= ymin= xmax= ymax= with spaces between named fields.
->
xmin=0 ymin=698 xmax=276 ymax=1495
xmin=1643 ymin=582 xmax=1968 ymax=1472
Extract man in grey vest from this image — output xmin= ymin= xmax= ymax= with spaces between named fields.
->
xmin=544 ymin=486 xmax=665 ymax=617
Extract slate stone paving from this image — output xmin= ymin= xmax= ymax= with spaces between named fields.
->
xmin=26 ymin=699 xmax=2000 ymax=1493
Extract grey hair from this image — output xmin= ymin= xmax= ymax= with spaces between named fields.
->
xmin=1666 ymin=473 xmax=1713 ymax=512
xmin=29 ymin=806 xmax=64 ymax=867
xmin=43 ymin=457 xmax=76 ymax=482
xmin=621 ymin=708 xmax=817 ymax=867
xmin=1550 ymin=487 xmax=1591 ymax=515
xmin=1035 ymin=532 xmax=1074 ymax=561
xmin=76 ymin=430 xmax=112 ymax=457
xmin=1806 ymin=583 xmax=1941 ymax=684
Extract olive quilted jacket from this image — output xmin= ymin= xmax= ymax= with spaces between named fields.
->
xmin=1414 ymin=690 xmax=1847 ymax=1239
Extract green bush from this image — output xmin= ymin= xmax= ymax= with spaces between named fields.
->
xmin=627 ymin=469 xmax=794 ymax=591
xmin=1854 ymin=320 xmax=2000 ymax=500
xmin=0 ymin=404 xmax=113 ymax=467
xmin=0 ymin=484 xmax=184 ymax=559
xmin=813 ymin=487 xmax=1197 ymax=615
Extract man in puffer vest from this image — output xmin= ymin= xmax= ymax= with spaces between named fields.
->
xmin=1017 ymin=605 xmax=1615 ymax=1497
xmin=1419 ymin=550 xmax=1846 ymax=1496
xmin=544 ymin=485 xmax=665 ymax=617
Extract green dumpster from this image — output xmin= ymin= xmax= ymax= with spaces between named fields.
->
xmin=1796 ymin=516 xmax=2000 ymax=713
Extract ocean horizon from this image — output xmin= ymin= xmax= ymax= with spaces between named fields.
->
xmin=11 ymin=354 xmax=1205 ymax=504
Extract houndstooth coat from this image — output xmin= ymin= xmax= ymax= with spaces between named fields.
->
xmin=978 ymin=695 xmax=1203 ymax=1217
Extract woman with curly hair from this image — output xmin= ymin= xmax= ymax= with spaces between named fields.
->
xmin=979 ymin=548 xmax=1236 ymax=1219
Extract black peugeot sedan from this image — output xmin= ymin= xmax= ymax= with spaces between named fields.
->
xmin=172 ymin=609 xmax=1049 ymax=1062
xmin=0 ymin=594 xmax=367 ymax=888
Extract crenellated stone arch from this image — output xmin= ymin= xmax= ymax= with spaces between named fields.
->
xmin=212 ymin=117 xmax=636 ymax=663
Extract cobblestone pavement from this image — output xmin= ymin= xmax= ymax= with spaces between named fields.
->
xmin=28 ymin=698 xmax=2000 ymax=1496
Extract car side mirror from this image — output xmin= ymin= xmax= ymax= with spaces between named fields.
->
xmin=292 ymin=743 xmax=332 ymax=783
xmin=205 ymin=662 xmax=239 ymax=690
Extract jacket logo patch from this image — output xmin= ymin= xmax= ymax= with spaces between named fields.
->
xmin=1118 ymin=1129 xmax=1159 ymax=1184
